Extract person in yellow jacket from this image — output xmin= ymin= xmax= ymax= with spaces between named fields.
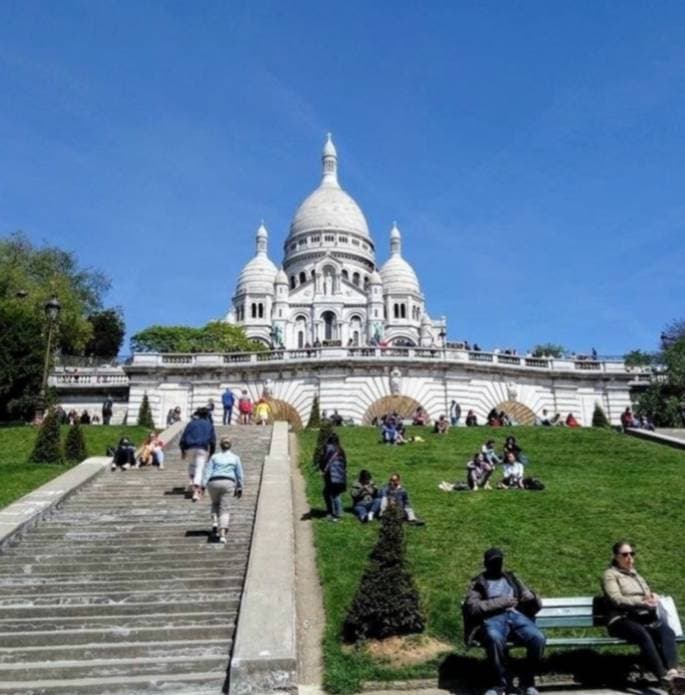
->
xmin=254 ymin=397 xmax=271 ymax=426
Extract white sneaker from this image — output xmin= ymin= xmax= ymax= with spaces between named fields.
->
xmin=158 ymin=464 xmax=164 ymax=470
xmin=110 ymin=464 xmax=116 ymax=471
xmin=122 ymin=463 xmax=130 ymax=470
xmin=367 ymin=512 xmax=374 ymax=521
xmin=219 ymin=535 xmax=227 ymax=544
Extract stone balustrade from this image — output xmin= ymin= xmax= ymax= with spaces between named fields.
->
xmin=123 ymin=347 xmax=631 ymax=374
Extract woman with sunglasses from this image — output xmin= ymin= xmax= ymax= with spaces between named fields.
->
xmin=601 ymin=541 xmax=684 ymax=690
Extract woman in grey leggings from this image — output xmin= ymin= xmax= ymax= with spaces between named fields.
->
xmin=202 ymin=437 xmax=244 ymax=543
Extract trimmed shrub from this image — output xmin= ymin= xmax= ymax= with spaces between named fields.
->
xmin=592 ymin=403 xmax=610 ymax=428
xmin=64 ymin=420 xmax=87 ymax=462
xmin=342 ymin=504 xmax=425 ymax=643
xmin=312 ymin=420 xmax=334 ymax=470
xmin=307 ymin=394 xmax=321 ymax=429
xmin=29 ymin=408 xmax=64 ymax=464
xmin=137 ymin=394 xmax=155 ymax=428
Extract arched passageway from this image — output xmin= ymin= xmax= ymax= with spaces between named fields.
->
xmin=267 ymin=398 xmax=304 ymax=431
xmin=361 ymin=395 xmax=425 ymax=426
xmin=492 ymin=400 xmax=537 ymax=426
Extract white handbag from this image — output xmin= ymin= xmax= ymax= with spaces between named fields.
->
xmin=657 ymin=596 xmax=683 ymax=637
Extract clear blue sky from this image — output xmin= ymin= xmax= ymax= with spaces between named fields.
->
xmin=2 ymin=0 xmax=684 ymax=356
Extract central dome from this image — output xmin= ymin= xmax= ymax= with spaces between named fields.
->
xmin=285 ymin=135 xmax=374 ymax=259
xmin=289 ymin=186 xmax=370 ymax=239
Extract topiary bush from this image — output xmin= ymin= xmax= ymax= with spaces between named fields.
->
xmin=137 ymin=394 xmax=155 ymax=428
xmin=592 ymin=402 xmax=610 ymax=428
xmin=312 ymin=420 xmax=334 ymax=470
xmin=29 ymin=408 xmax=64 ymax=464
xmin=306 ymin=394 xmax=321 ymax=429
xmin=342 ymin=504 xmax=425 ymax=643
xmin=64 ymin=420 xmax=87 ymax=462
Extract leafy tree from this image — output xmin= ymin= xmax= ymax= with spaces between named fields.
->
xmin=29 ymin=408 xmax=64 ymax=464
xmin=307 ymin=394 xmax=321 ymax=429
xmin=64 ymin=420 xmax=87 ymax=462
xmin=0 ymin=232 xmax=116 ymax=420
xmin=312 ymin=420 xmax=334 ymax=470
xmin=342 ymin=504 xmax=425 ymax=642
xmin=531 ymin=343 xmax=566 ymax=358
xmin=592 ymin=403 xmax=610 ymax=428
xmin=84 ymin=309 xmax=125 ymax=360
xmin=138 ymin=394 xmax=155 ymax=428
xmin=131 ymin=322 xmax=265 ymax=353
xmin=624 ymin=350 xmax=654 ymax=368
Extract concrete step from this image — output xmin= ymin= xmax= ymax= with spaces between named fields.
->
xmin=0 ymin=638 xmax=230 ymax=664
xmin=0 ymin=670 xmax=226 ymax=694
xmin=0 ymin=653 xmax=229 ymax=682
xmin=0 ymin=622 xmax=234 ymax=647
xmin=0 ymin=577 xmax=242 ymax=595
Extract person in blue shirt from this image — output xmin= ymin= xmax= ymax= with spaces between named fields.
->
xmin=221 ymin=388 xmax=235 ymax=425
xmin=202 ymin=436 xmax=244 ymax=543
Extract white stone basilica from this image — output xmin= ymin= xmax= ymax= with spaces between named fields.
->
xmin=224 ymin=135 xmax=446 ymax=350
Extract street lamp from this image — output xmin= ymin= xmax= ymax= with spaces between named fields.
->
xmin=35 ymin=296 xmax=61 ymax=423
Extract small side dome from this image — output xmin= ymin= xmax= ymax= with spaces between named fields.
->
xmin=380 ymin=223 xmax=421 ymax=295
xmin=235 ymin=223 xmax=278 ymax=296
xmin=275 ymin=267 xmax=288 ymax=285
xmin=369 ymin=269 xmax=382 ymax=285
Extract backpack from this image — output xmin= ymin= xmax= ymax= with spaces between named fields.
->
xmin=523 ymin=477 xmax=545 ymax=491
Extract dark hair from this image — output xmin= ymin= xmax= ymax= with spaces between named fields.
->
xmin=195 ymin=407 xmax=210 ymax=419
xmin=358 ymin=469 xmax=372 ymax=483
xmin=486 ymin=439 xmax=495 ymax=447
xmin=611 ymin=540 xmax=633 ymax=566
xmin=505 ymin=436 xmax=516 ymax=445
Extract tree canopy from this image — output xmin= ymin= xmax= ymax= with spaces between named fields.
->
xmin=530 ymin=343 xmax=566 ymax=358
xmin=130 ymin=321 xmax=265 ymax=353
xmin=0 ymin=232 xmax=119 ymax=420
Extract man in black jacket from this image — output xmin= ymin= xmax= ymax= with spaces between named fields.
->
xmin=179 ymin=408 xmax=216 ymax=502
xmin=463 ymin=548 xmax=546 ymax=695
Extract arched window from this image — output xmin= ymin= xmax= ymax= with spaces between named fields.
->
xmin=251 ymin=303 xmax=257 ymax=319
xmin=321 ymin=310 xmax=337 ymax=341
xmin=290 ymin=276 xmax=296 ymax=289
xmin=342 ymin=269 xmax=349 ymax=281
xmin=393 ymin=303 xmax=399 ymax=319
xmin=295 ymin=315 xmax=308 ymax=347
xmin=298 ymin=331 xmax=304 ymax=349
xmin=258 ymin=303 xmax=264 ymax=319
xmin=352 ymin=272 xmax=360 ymax=286
xmin=400 ymin=304 xmax=406 ymax=319
xmin=299 ymin=271 xmax=306 ymax=284
xmin=364 ymin=276 xmax=369 ymax=289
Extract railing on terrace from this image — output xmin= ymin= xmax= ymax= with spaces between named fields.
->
xmin=50 ymin=373 xmax=129 ymax=386
xmin=125 ymin=348 xmax=631 ymax=374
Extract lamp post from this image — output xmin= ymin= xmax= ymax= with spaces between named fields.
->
xmin=35 ymin=296 xmax=61 ymax=423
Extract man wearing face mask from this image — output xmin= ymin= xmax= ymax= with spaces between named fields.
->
xmin=463 ymin=548 xmax=546 ymax=695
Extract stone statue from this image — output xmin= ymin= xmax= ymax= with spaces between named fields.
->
xmin=506 ymin=382 xmax=518 ymax=402
xmin=389 ymin=367 xmax=402 ymax=395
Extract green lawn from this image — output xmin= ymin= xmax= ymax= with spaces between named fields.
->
xmin=298 ymin=426 xmax=685 ymax=693
xmin=0 ymin=425 xmax=150 ymax=510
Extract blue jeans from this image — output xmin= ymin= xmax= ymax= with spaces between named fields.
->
xmin=323 ymin=482 xmax=345 ymax=518
xmin=480 ymin=610 xmax=546 ymax=689
xmin=353 ymin=498 xmax=381 ymax=520
xmin=223 ymin=406 xmax=233 ymax=425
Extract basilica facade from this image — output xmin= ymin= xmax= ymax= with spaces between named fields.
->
xmin=224 ymin=135 xmax=446 ymax=349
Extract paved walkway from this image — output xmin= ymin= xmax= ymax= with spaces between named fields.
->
xmin=0 ymin=426 xmax=272 ymax=694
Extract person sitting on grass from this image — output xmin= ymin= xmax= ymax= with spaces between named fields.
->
xmin=379 ymin=473 xmax=424 ymax=525
xmin=350 ymin=469 xmax=380 ymax=522
xmin=433 ymin=414 xmax=450 ymax=435
xmin=111 ymin=437 xmax=136 ymax=471
xmin=465 ymin=409 xmax=479 ymax=426
xmin=467 ymin=452 xmax=494 ymax=490
xmin=565 ymin=412 xmax=580 ymax=428
xmin=482 ymin=440 xmax=502 ymax=467
xmin=381 ymin=418 xmax=398 ymax=444
xmin=412 ymin=406 xmax=428 ymax=426
xmin=499 ymin=451 xmax=525 ymax=489
xmin=502 ymin=435 xmax=528 ymax=465
xmin=601 ymin=540 xmax=685 ymax=693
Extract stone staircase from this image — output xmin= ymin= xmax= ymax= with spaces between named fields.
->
xmin=0 ymin=425 xmax=273 ymax=695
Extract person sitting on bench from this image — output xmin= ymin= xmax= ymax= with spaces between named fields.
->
xmin=602 ymin=540 xmax=685 ymax=691
xmin=463 ymin=548 xmax=546 ymax=695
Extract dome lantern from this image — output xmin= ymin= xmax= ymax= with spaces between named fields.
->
xmin=321 ymin=133 xmax=339 ymax=189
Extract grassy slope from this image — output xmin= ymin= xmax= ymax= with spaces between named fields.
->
xmin=0 ymin=425 xmax=150 ymax=510
xmin=298 ymin=426 xmax=685 ymax=693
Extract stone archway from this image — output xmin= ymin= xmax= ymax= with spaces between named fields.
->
xmin=266 ymin=398 xmax=304 ymax=431
xmin=362 ymin=395 xmax=425 ymax=426
xmin=493 ymin=400 xmax=537 ymax=426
